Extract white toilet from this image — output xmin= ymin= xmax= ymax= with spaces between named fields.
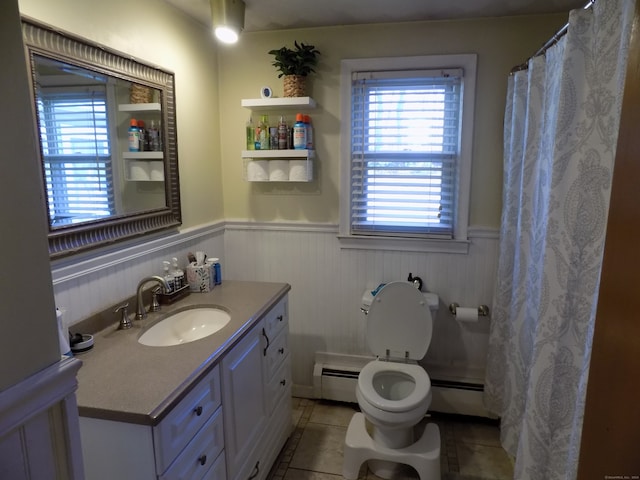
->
xmin=343 ymin=282 xmax=441 ymax=480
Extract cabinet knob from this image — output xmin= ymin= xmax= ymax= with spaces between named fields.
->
xmin=277 ymin=315 xmax=283 ymax=322
xmin=278 ymin=347 xmax=284 ymax=354
xmin=194 ymin=405 xmax=203 ymax=416
xmin=198 ymin=455 xmax=207 ymax=466
xmin=280 ymin=379 xmax=286 ymax=386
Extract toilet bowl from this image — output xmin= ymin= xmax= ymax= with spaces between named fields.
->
xmin=356 ymin=361 xmax=432 ymax=435
xmin=343 ymin=281 xmax=441 ymax=480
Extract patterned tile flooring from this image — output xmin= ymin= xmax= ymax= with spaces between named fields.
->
xmin=267 ymin=398 xmax=514 ymax=480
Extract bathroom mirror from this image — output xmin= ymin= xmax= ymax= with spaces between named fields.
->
xmin=22 ymin=18 xmax=181 ymax=259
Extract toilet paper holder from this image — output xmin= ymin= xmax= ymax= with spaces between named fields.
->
xmin=449 ymin=303 xmax=490 ymax=317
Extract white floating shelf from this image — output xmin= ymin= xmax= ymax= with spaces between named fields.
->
xmin=118 ymin=103 xmax=162 ymax=112
xmin=241 ymin=149 xmax=314 ymax=159
xmin=122 ymin=151 xmax=164 ymax=160
xmin=241 ymin=97 xmax=316 ymax=110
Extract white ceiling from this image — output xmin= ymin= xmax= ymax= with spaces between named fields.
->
xmin=165 ymin=0 xmax=586 ymax=32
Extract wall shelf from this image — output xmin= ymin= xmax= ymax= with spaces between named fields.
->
xmin=118 ymin=103 xmax=161 ymax=112
xmin=122 ymin=151 xmax=164 ymax=160
xmin=241 ymin=149 xmax=314 ymax=159
xmin=241 ymin=97 xmax=316 ymax=111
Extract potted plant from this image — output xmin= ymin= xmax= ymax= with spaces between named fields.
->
xmin=268 ymin=41 xmax=320 ymax=97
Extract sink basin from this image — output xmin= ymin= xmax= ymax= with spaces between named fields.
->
xmin=138 ymin=307 xmax=231 ymax=347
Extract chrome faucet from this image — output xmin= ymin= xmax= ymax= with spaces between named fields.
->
xmin=135 ymin=276 xmax=170 ymax=320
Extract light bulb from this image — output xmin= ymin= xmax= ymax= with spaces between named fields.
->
xmin=214 ymin=25 xmax=239 ymax=44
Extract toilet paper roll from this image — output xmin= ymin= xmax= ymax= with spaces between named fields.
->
xmin=289 ymin=159 xmax=310 ymax=181
xmin=149 ymin=161 xmax=164 ymax=181
xmin=247 ymin=160 xmax=269 ymax=181
xmin=268 ymin=160 xmax=289 ymax=181
xmin=129 ymin=161 xmax=150 ymax=181
xmin=455 ymin=307 xmax=479 ymax=323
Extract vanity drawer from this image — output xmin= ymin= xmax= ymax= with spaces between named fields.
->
xmin=155 ymin=365 xmax=222 ymax=474
xmin=201 ymin=450 xmax=226 ymax=480
xmin=266 ymin=355 xmax=291 ymax=415
xmin=263 ymin=298 xmax=288 ymax=340
xmin=264 ymin=329 xmax=288 ymax=379
xmin=160 ymin=406 xmax=224 ymax=480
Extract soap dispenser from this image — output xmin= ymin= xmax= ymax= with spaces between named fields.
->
xmin=171 ymin=257 xmax=185 ymax=289
xmin=162 ymin=261 xmax=175 ymax=293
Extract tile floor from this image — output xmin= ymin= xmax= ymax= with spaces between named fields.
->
xmin=267 ymin=398 xmax=514 ymax=480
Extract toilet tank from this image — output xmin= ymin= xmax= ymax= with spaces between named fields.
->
xmin=361 ymin=282 xmax=439 ymax=314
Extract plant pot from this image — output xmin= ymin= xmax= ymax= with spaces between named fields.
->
xmin=283 ymin=75 xmax=307 ymax=97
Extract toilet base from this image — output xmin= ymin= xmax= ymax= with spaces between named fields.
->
xmin=342 ymin=412 xmax=441 ymax=480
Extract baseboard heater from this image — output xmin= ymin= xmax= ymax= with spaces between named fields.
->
xmin=313 ymin=354 xmax=496 ymax=419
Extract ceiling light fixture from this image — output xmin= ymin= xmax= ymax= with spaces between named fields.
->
xmin=211 ymin=0 xmax=246 ymax=44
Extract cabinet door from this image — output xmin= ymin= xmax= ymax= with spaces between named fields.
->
xmin=222 ymin=322 xmax=268 ymax=479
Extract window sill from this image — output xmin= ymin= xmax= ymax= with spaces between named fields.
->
xmin=337 ymin=234 xmax=470 ymax=254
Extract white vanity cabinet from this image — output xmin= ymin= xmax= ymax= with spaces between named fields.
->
xmin=80 ymin=366 xmax=225 ymax=480
xmin=222 ymin=296 xmax=292 ymax=480
xmin=79 ymin=290 xmax=292 ymax=480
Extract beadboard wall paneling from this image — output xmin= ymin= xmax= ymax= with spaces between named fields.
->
xmin=52 ymin=223 xmax=225 ymax=327
xmin=50 ymin=222 xmax=499 ymax=390
xmin=223 ymin=223 xmax=499 ymax=388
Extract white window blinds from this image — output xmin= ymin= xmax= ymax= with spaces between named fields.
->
xmin=37 ymin=86 xmax=115 ymax=227
xmin=350 ymin=69 xmax=462 ymax=238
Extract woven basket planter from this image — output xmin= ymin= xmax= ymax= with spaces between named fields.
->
xmin=130 ymin=84 xmax=153 ymax=103
xmin=283 ymin=75 xmax=307 ymax=97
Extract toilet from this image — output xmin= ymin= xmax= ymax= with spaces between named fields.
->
xmin=343 ymin=282 xmax=441 ymax=480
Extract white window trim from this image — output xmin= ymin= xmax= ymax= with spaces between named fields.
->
xmin=339 ymin=54 xmax=477 ymax=254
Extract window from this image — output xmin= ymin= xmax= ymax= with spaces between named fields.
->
xmin=37 ymin=86 xmax=115 ymax=227
xmin=340 ymin=55 xmax=476 ymax=253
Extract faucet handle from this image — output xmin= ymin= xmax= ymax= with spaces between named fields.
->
xmin=114 ymin=303 xmax=132 ymax=330
xmin=150 ymin=287 xmax=162 ymax=312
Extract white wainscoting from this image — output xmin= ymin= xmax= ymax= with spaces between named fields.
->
xmin=223 ymin=222 xmax=499 ymax=393
xmin=50 ymin=221 xmax=499 ymax=394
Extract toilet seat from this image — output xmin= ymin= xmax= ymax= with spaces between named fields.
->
xmin=366 ymin=282 xmax=433 ymax=360
xmin=358 ymin=361 xmax=431 ymax=413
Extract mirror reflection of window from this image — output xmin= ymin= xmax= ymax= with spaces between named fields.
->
xmin=34 ymin=56 xmax=117 ymax=227
xmin=37 ymin=86 xmax=115 ymax=226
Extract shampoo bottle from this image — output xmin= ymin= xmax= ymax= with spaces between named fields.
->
xmin=162 ymin=261 xmax=175 ymax=293
xmin=171 ymin=257 xmax=185 ymax=289
xmin=293 ymin=113 xmax=307 ymax=149
xmin=128 ymin=119 xmax=140 ymax=152
xmin=246 ymin=116 xmax=255 ymax=150
xmin=304 ymin=115 xmax=314 ymax=149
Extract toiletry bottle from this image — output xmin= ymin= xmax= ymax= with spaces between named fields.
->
xmin=304 ymin=114 xmax=314 ymax=150
xmin=269 ymin=127 xmax=278 ymax=150
xmin=293 ymin=113 xmax=307 ymax=149
xmin=171 ymin=257 xmax=185 ymax=289
xmin=210 ymin=257 xmax=222 ymax=285
xmin=246 ymin=116 xmax=255 ymax=150
xmin=278 ymin=116 xmax=288 ymax=149
xmin=148 ymin=120 xmax=161 ymax=151
xmin=162 ymin=261 xmax=175 ymax=293
xmin=259 ymin=115 xmax=270 ymax=150
xmin=128 ymin=119 xmax=140 ymax=152
xmin=137 ymin=120 xmax=147 ymax=151
xmin=57 ymin=308 xmax=72 ymax=357
xmin=205 ymin=258 xmax=216 ymax=290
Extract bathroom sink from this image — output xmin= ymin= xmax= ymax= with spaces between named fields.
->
xmin=138 ymin=307 xmax=231 ymax=347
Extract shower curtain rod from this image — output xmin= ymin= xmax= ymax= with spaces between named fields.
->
xmin=510 ymin=0 xmax=595 ymax=74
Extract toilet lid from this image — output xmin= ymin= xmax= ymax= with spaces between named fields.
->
xmin=366 ymin=282 xmax=432 ymax=360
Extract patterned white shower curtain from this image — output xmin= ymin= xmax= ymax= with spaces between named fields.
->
xmin=484 ymin=1 xmax=635 ymax=479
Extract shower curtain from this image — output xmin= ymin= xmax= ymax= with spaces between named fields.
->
xmin=484 ymin=1 xmax=635 ymax=479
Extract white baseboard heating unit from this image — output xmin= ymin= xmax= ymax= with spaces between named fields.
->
xmin=313 ymin=352 xmax=496 ymax=419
